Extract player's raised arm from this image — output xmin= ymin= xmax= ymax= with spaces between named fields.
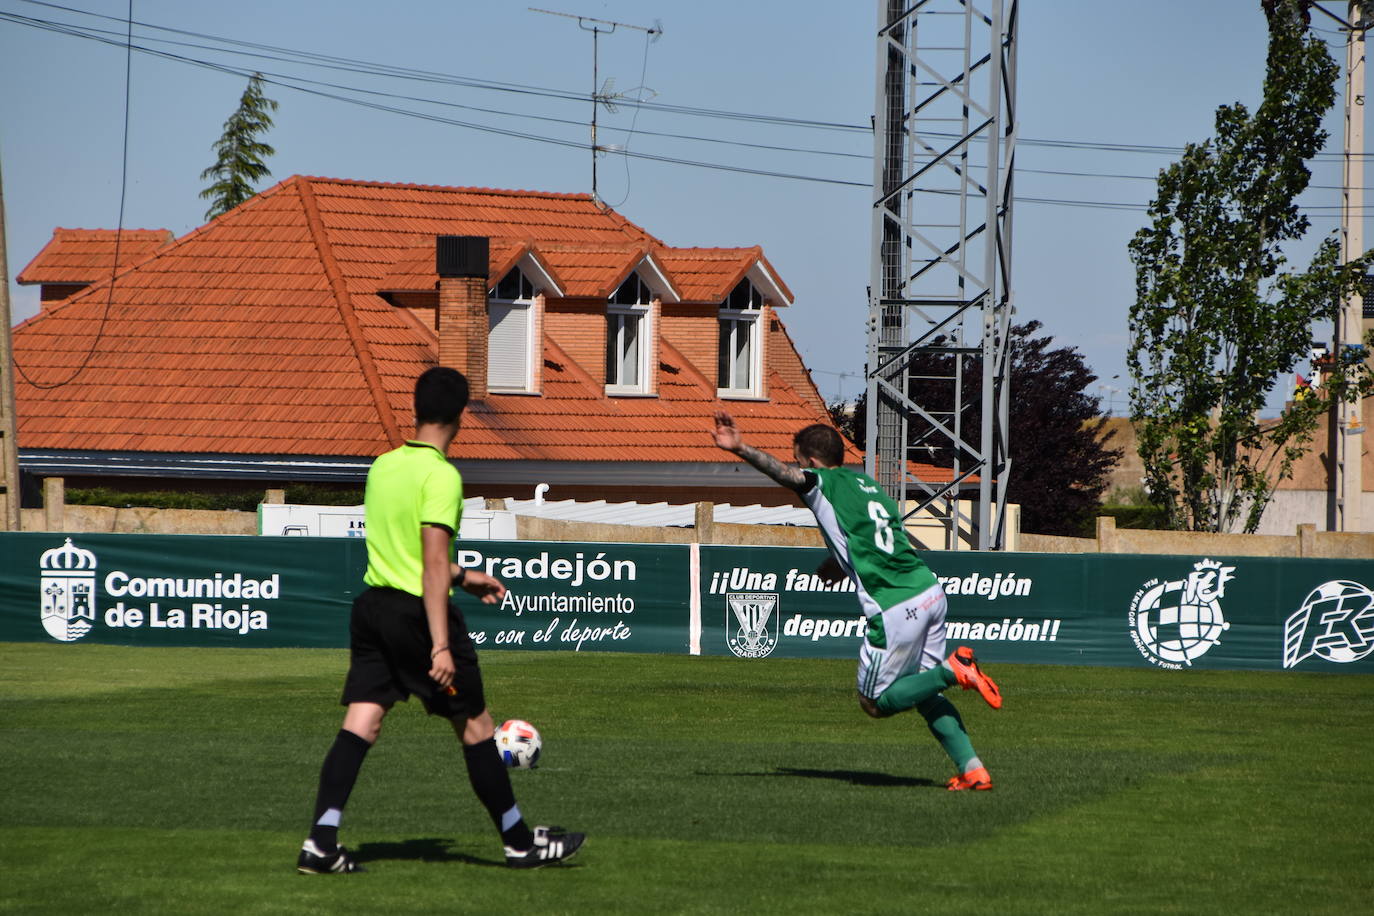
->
xmin=711 ymin=410 xmax=808 ymax=492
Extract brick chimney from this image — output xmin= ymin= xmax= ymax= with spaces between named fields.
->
xmin=436 ymin=235 xmax=489 ymax=400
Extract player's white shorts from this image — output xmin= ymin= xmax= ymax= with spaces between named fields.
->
xmin=856 ymin=583 xmax=948 ymax=700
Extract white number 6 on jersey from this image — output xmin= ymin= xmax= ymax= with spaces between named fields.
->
xmin=867 ymin=500 xmax=894 ymax=553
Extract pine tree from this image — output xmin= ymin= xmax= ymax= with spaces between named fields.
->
xmin=199 ymin=73 xmax=278 ymax=221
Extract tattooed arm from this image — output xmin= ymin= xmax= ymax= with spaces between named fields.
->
xmin=711 ymin=411 xmax=808 ymax=492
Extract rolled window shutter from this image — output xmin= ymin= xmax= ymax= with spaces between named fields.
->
xmin=488 ymin=302 xmax=529 ymax=389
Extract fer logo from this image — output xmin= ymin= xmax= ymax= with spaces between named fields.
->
xmin=1128 ymin=559 xmax=1234 ymax=669
xmin=40 ymin=538 xmax=99 ymax=642
xmin=1283 ymin=580 xmax=1374 ymax=668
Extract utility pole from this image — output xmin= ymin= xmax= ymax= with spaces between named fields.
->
xmin=865 ymin=0 xmax=1017 ymax=550
xmin=530 ymin=8 xmax=661 ymax=202
xmin=0 ymin=151 xmax=21 ymax=531
xmin=1336 ymin=0 xmax=1366 ymax=531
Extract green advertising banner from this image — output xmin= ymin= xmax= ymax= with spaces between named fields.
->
xmin=698 ymin=547 xmax=1091 ymax=663
xmin=2 ymin=532 xmax=1369 ymax=674
xmin=1091 ymin=554 xmax=1374 ymax=674
xmin=0 ymin=532 xmax=362 ymax=648
xmin=451 ymin=542 xmax=690 ymax=654
xmin=697 ymin=546 xmax=1374 ymax=674
xmin=0 ymin=533 xmax=690 ymax=655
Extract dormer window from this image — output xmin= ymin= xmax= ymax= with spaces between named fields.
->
xmin=606 ymin=272 xmax=653 ymax=394
xmin=488 ymin=268 xmax=537 ymax=392
xmin=495 ymin=267 xmax=535 ymax=302
xmin=718 ymin=278 xmax=763 ymax=397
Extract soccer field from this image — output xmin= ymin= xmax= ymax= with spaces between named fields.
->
xmin=1 ymin=643 xmax=1370 ymax=915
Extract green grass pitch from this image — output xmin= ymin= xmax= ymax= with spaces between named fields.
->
xmin=1 ymin=643 xmax=1371 ymax=914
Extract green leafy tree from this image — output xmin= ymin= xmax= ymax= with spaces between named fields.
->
xmin=199 ymin=73 xmax=278 ymax=220
xmin=833 ymin=322 xmax=1120 ymax=537
xmin=1128 ymin=0 xmax=1374 ymax=533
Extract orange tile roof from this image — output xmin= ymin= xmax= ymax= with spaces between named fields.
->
xmin=377 ymin=240 xmax=785 ymax=306
xmin=16 ymin=228 xmax=175 ymax=285
xmin=377 ymin=238 xmax=545 ymax=292
xmin=449 ymin=336 xmax=867 ymax=466
xmin=655 ymin=246 xmax=792 ymax=304
xmin=12 ymin=175 xmax=929 ymax=477
xmin=533 ymin=242 xmax=656 ymax=300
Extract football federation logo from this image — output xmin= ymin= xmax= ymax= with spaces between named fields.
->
xmin=1282 ymin=580 xmax=1374 ymax=668
xmin=40 ymin=538 xmax=99 ymax=642
xmin=1128 ymin=559 xmax=1234 ymax=669
xmin=726 ymin=592 xmax=779 ymax=658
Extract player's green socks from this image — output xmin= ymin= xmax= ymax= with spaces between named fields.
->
xmin=874 ymin=663 xmax=958 ymax=715
xmin=915 ymin=694 xmax=977 ymax=772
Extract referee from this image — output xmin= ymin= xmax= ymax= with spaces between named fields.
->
xmin=297 ymin=367 xmax=584 ymax=872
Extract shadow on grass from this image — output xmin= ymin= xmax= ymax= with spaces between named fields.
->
xmin=775 ymin=766 xmax=940 ymax=788
xmin=353 ymin=837 xmax=500 ymax=868
xmin=702 ymin=767 xmax=938 ymax=788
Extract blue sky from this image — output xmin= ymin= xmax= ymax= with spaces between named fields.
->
xmin=2 ymin=0 xmax=1367 ymax=416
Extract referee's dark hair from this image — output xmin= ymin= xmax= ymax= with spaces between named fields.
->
xmin=415 ymin=367 xmax=470 ymax=425
xmin=793 ymin=424 xmax=844 ymax=467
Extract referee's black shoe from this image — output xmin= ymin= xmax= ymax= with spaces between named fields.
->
xmin=504 ymin=825 xmax=585 ymax=868
xmin=296 ymin=839 xmax=366 ymax=874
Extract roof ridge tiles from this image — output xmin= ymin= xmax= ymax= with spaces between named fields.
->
xmin=299 ymin=174 xmax=599 ymax=200
xmin=764 ymin=317 xmax=826 ymax=413
xmin=658 ymin=244 xmax=762 ymax=257
xmin=50 ymin=227 xmax=174 ymax=237
xmin=297 ymin=178 xmax=404 ymax=447
xmin=296 ymin=175 xmax=664 ymax=245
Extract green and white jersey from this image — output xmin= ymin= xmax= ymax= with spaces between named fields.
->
xmin=362 ymin=441 xmax=464 ymax=597
xmin=799 ymin=467 xmax=937 ymax=618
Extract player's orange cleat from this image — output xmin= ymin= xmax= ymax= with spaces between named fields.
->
xmin=946 ymin=765 xmax=993 ymax=791
xmin=947 ymin=646 xmax=1002 ymax=709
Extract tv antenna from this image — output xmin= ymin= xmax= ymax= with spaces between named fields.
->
xmin=530 ymin=8 xmax=663 ymax=201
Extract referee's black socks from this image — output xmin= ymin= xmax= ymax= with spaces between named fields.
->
xmin=463 ymin=737 xmax=535 ymax=850
xmin=309 ymin=728 xmax=372 ymax=852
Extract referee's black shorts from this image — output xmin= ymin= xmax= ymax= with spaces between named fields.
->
xmin=340 ymin=586 xmax=486 ymax=719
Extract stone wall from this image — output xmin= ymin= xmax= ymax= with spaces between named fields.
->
xmin=17 ymin=481 xmax=1371 ymax=558
xmin=1019 ymin=516 xmax=1373 ymax=559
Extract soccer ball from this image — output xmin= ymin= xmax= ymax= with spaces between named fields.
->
xmin=495 ymin=719 xmax=542 ymax=769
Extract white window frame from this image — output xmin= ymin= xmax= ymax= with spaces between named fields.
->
xmin=606 ymin=273 xmax=653 ymax=395
xmin=487 ymin=268 xmax=537 ymax=393
xmin=717 ymin=279 xmax=763 ymax=398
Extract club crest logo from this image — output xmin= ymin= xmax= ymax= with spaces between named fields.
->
xmin=1282 ymin=580 xmax=1374 ymax=668
xmin=40 ymin=538 xmax=99 ymax=642
xmin=1128 ymin=559 xmax=1234 ymax=669
xmin=726 ymin=592 xmax=779 ymax=658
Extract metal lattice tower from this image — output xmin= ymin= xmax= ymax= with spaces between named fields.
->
xmin=864 ymin=0 xmax=1017 ymax=550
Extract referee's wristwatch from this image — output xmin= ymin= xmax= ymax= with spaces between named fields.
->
xmin=452 ymin=566 xmax=468 ymax=586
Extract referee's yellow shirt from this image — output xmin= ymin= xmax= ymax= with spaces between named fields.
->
xmin=362 ymin=441 xmax=464 ymax=597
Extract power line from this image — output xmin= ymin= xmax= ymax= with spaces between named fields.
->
xmin=11 ymin=0 xmax=134 ymax=391
xmin=14 ymin=0 xmax=865 ymax=133
xmin=3 ymin=4 xmax=1373 ymax=210
xmin=1 ymin=9 xmax=878 ymax=190
xmin=0 ymin=9 xmax=874 ymax=161
xmin=15 ymin=0 xmax=1374 ymax=160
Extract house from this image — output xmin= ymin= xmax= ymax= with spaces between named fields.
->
xmin=13 ymin=175 xmax=959 ymax=508
xmin=1096 ymin=405 xmax=1374 ymax=534
xmin=17 ymin=228 xmax=174 ymax=309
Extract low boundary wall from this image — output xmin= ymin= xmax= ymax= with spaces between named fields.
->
xmin=3 ymin=532 xmax=1370 ymax=674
